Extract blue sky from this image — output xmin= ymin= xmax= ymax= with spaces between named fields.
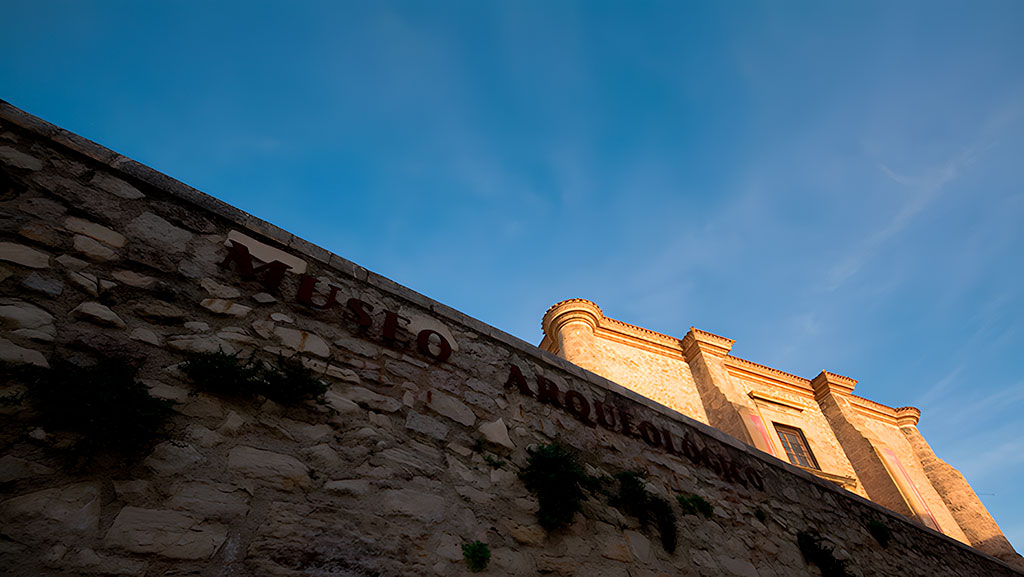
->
xmin=4 ymin=0 xmax=1023 ymax=551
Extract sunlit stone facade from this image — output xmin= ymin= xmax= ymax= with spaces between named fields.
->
xmin=541 ymin=298 xmax=1023 ymax=565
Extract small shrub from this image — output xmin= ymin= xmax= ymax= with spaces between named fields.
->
xmin=261 ymin=355 xmax=328 ymax=403
xmin=462 ymin=540 xmax=490 ymax=572
xmin=866 ymin=519 xmax=891 ymax=548
xmin=484 ymin=454 xmax=506 ymax=469
xmin=677 ymin=493 xmax=714 ymax=518
xmin=181 ymin=350 xmax=326 ymax=404
xmin=23 ymin=359 xmax=174 ymax=457
xmin=650 ymin=495 xmax=678 ymax=553
xmin=797 ymin=530 xmax=853 ymax=577
xmin=611 ymin=470 xmax=677 ymax=553
xmin=520 ymin=442 xmax=594 ymax=530
xmin=0 ymin=391 xmax=24 ymax=407
xmin=613 ymin=470 xmax=651 ymax=524
xmin=180 ymin=350 xmax=262 ymax=397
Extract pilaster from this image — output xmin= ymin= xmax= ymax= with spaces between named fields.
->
xmin=681 ymin=328 xmax=755 ymax=445
xmin=811 ymin=371 xmax=918 ymax=519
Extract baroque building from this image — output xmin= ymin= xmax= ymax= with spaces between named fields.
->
xmin=541 ymin=298 xmax=1023 ymax=565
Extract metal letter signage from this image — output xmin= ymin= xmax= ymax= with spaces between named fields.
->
xmin=502 ymin=365 xmax=766 ymax=490
xmin=220 ymin=240 xmax=453 ymax=364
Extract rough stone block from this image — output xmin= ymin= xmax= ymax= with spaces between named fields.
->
xmin=166 ymin=482 xmax=250 ymax=519
xmin=90 ymin=172 xmax=144 ymax=199
xmin=112 ymin=270 xmax=157 ymax=289
xmin=345 ymin=386 xmax=402 ymax=413
xmin=73 ymin=234 xmax=117 ymax=262
xmin=55 ymin=254 xmax=88 ymax=270
xmin=22 ymin=272 xmax=63 ymax=296
xmin=324 ymin=479 xmax=372 ymax=496
xmin=64 ymin=216 xmax=126 ymax=247
xmin=0 ymin=145 xmax=43 ymax=170
xmin=405 ymin=410 xmax=449 ymax=440
xmin=0 ymin=337 xmax=48 ymax=367
xmin=127 ymin=212 xmax=192 ymax=253
xmin=144 ymin=441 xmax=204 ymax=475
xmin=0 ymin=455 xmax=56 ymax=483
xmin=478 ymin=418 xmax=516 ymax=450
xmin=200 ymin=298 xmax=252 ymax=317
xmin=0 ymin=298 xmax=55 ymax=335
xmin=199 ymin=277 xmax=240 ymax=299
xmin=226 ymin=446 xmax=310 ymax=491
xmin=425 ymin=388 xmax=476 ymax=427
xmin=131 ymin=299 xmax=186 ymax=322
xmin=167 ymin=335 xmax=236 ymax=355
xmin=129 ymin=327 xmax=163 ymax=346
xmin=17 ymin=222 xmax=59 ymax=247
xmin=380 ymin=489 xmax=447 ymax=522
xmin=104 ymin=507 xmax=226 ymax=560
xmin=273 ymin=326 xmax=330 ymax=357
xmin=71 ymin=301 xmax=126 ymax=328
xmin=0 ymin=241 xmax=50 ymax=268
xmin=0 ymin=482 xmax=100 ymax=534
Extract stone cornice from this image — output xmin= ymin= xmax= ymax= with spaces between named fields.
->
xmin=840 ymin=395 xmax=922 ymax=428
xmin=800 ymin=466 xmax=860 ymax=491
xmin=747 ymin=390 xmax=806 ymax=412
xmin=811 ymin=370 xmax=858 ymax=402
xmin=542 ymin=298 xmax=687 ymax=359
xmin=681 ymin=327 xmax=735 ymax=358
xmin=725 ymin=356 xmax=813 ymax=395
xmin=542 ymin=298 xmax=604 ymax=334
xmin=895 ymin=406 xmax=922 ymax=428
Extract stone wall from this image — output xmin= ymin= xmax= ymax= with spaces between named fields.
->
xmin=1 ymin=99 xmax=1021 ymax=577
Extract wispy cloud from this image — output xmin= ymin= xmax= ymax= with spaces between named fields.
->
xmin=826 ymin=146 xmax=977 ymax=291
xmin=923 ymin=381 xmax=1024 ymax=426
xmin=947 ymin=434 xmax=1024 ymax=483
xmin=829 ymin=103 xmax=1022 ymax=292
xmin=915 ymin=365 xmax=965 ymax=408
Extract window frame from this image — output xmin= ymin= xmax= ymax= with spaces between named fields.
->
xmin=773 ymin=422 xmax=820 ymax=470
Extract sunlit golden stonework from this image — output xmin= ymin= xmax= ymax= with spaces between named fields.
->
xmin=541 ymin=298 xmax=1023 ymax=565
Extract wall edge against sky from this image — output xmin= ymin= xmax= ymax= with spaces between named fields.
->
xmin=2 ymin=96 xmax=1019 ymax=574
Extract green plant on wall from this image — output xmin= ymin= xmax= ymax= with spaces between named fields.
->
xmin=676 ymin=493 xmax=714 ymax=518
xmin=260 ymin=354 xmax=328 ymax=403
xmin=484 ymin=454 xmax=506 ymax=469
xmin=866 ymin=519 xmax=891 ymax=548
xmin=797 ymin=529 xmax=854 ymax=577
xmin=461 ymin=540 xmax=490 ymax=572
xmin=519 ymin=442 xmax=594 ymax=530
xmin=611 ymin=470 xmax=678 ymax=553
xmin=649 ymin=494 xmax=678 ymax=553
xmin=20 ymin=359 xmax=174 ymax=459
xmin=181 ymin=350 xmax=326 ymax=403
xmin=180 ymin=350 xmax=263 ymax=397
xmin=0 ymin=391 xmax=24 ymax=407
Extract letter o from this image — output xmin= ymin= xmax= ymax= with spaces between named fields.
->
xmin=638 ymin=421 xmax=662 ymax=447
xmin=416 ymin=329 xmax=452 ymax=362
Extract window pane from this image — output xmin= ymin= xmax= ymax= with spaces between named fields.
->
xmin=774 ymin=423 xmax=819 ymax=470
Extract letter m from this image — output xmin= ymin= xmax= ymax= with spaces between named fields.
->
xmin=219 ymin=240 xmax=291 ymax=292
